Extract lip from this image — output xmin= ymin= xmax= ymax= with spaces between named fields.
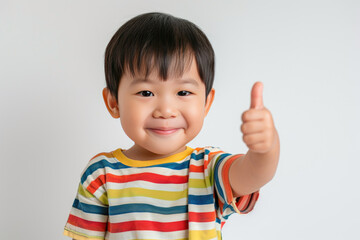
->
xmin=147 ymin=128 xmax=180 ymax=135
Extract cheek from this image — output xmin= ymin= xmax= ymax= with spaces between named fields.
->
xmin=119 ymin=101 xmax=149 ymax=136
xmin=183 ymin=101 xmax=206 ymax=130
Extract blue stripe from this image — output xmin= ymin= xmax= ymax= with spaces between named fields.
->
xmin=190 ymin=152 xmax=205 ymax=160
xmin=152 ymin=159 xmax=190 ymax=170
xmin=81 ymin=159 xmax=130 ymax=184
xmin=188 ymin=194 xmax=214 ymax=205
xmin=73 ymin=199 xmax=108 ymax=215
xmin=81 ymin=158 xmax=193 ymax=184
xmin=205 ymin=149 xmax=211 ymax=155
xmin=109 ymin=203 xmax=187 ymax=215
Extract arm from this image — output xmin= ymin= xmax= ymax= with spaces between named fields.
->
xmin=229 ymin=82 xmax=280 ymax=197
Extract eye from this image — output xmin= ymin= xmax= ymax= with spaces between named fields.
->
xmin=177 ymin=90 xmax=192 ymax=96
xmin=137 ymin=90 xmax=154 ymax=97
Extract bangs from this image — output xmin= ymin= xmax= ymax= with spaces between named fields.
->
xmin=105 ymin=12 xmax=214 ymax=100
xmin=119 ymin=13 xmax=197 ymax=80
xmin=125 ymin=45 xmax=195 ymax=80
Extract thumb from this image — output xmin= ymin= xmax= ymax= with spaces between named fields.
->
xmin=250 ymin=82 xmax=264 ymax=109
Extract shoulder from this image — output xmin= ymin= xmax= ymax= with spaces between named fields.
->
xmin=85 ymin=150 xmax=118 ymax=170
xmin=189 ymin=146 xmax=229 ymax=170
xmin=190 ymin=146 xmax=226 ymax=159
xmin=80 ymin=149 xmax=124 ymax=184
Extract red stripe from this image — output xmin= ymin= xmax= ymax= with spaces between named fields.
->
xmin=221 ymin=222 xmax=225 ymax=228
xmin=106 ymin=172 xmax=188 ymax=184
xmin=207 ymin=151 xmax=224 ymax=169
xmin=189 ymin=164 xmax=203 ymax=172
xmin=87 ymin=172 xmax=188 ymax=194
xmin=67 ymin=214 xmax=106 ymax=232
xmin=221 ymin=155 xmax=242 ymax=203
xmin=108 ymin=220 xmax=188 ymax=233
xmin=87 ymin=175 xmax=105 ymax=194
xmin=188 ymin=211 xmax=216 ymax=222
xmin=237 ymin=195 xmax=251 ymax=211
xmin=237 ymin=191 xmax=260 ymax=214
xmin=218 ymin=198 xmax=224 ymax=215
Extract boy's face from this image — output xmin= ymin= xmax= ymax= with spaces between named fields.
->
xmin=103 ymin=59 xmax=214 ymax=159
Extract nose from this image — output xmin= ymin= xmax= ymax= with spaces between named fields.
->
xmin=152 ymin=99 xmax=178 ymax=119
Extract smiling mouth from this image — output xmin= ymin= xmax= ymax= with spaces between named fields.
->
xmin=147 ymin=128 xmax=180 ymax=135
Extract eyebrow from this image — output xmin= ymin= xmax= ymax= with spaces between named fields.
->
xmin=130 ymin=78 xmax=200 ymax=87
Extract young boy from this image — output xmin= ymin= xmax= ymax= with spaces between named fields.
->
xmin=64 ymin=12 xmax=280 ymax=240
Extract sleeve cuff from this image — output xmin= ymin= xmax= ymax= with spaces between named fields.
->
xmin=221 ymin=154 xmax=260 ymax=214
xmin=231 ymin=191 xmax=260 ymax=214
xmin=63 ymin=229 xmax=104 ymax=240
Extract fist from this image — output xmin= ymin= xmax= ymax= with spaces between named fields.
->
xmin=241 ymin=82 xmax=276 ymax=154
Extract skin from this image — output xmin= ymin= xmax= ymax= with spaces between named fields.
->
xmin=103 ymin=60 xmax=215 ymax=160
xmin=103 ymin=60 xmax=280 ymax=197
xmin=229 ymin=82 xmax=280 ymax=196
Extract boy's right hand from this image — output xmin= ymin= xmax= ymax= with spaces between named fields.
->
xmin=240 ymin=82 xmax=277 ymax=154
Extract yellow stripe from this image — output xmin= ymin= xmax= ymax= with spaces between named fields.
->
xmin=189 ymin=229 xmax=218 ymax=239
xmin=108 ymin=187 xmax=187 ymax=200
xmin=188 ymin=177 xmax=211 ymax=188
xmin=64 ymin=229 xmax=104 ymax=240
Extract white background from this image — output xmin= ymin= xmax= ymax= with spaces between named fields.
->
xmin=1 ymin=0 xmax=359 ymax=239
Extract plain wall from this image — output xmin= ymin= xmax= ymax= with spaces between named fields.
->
xmin=1 ymin=0 xmax=359 ymax=239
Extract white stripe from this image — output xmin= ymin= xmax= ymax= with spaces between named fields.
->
xmin=189 ymin=159 xmax=205 ymax=167
xmin=188 ymin=221 xmax=215 ymax=230
xmin=110 ymin=212 xmax=188 ymax=223
xmin=106 ymin=181 xmax=188 ymax=192
xmin=188 ymin=172 xmax=209 ymax=179
xmin=77 ymin=193 xmax=106 ymax=207
xmin=70 ymin=207 xmax=108 ymax=222
xmin=187 ymin=203 xmax=215 ymax=212
xmin=109 ymin=196 xmax=187 ymax=207
xmin=187 ymin=186 xmax=213 ymax=195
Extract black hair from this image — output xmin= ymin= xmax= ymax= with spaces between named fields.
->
xmin=104 ymin=12 xmax=215 ymax=101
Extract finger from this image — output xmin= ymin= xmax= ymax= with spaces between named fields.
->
xmin=241 ymin=121 xmax=265 ymax=135
xmin=243 ymin=132 xmax=265 ymax=146
xmin=250 ymin=82 xmax=264 ymax=109
xmin=242 ymin=109 xmax=267 ymax=122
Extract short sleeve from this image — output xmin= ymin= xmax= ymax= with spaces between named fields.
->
xmin=64 ymin=156 xmax=109 ymax=239
xmin=208 ymin=147 xmax=259 ymax=218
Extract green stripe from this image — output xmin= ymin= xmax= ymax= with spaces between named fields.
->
xmin=77 ymin=183 xmax=108 ymax=205
xmin=108 ymin=188 xmax=187 ymax=200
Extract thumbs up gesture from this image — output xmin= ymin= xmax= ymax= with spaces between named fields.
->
xmin=241 ymin=82 xmax=276 ymax=154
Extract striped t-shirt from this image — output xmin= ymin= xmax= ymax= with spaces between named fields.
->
xmin=64 ymin=146 xmax=259 ymax=240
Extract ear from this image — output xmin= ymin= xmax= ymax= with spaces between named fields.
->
xmin=102 ymin=87 xmax=120 ymax=118
xmin=204 ymin=88 xmax=215 ymax=116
